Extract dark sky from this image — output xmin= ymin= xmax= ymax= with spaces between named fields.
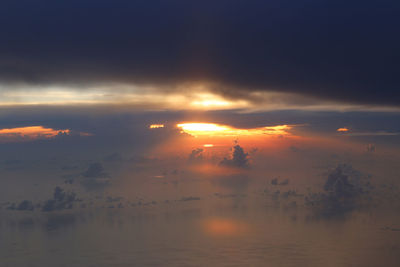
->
xmin=1 ymin=0 xmax=399 ymax=106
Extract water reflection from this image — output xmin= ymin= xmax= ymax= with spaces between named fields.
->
xmin=1 ymin=206 xmax=400 ymax=267
xmin=2 ymin=160 xmax=400 ymax=266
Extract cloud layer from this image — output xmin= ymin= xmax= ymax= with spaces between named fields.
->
xmin=0 ymin=0 xmax=399 ymax=107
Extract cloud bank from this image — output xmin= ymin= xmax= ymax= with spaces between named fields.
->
xmin=0 ymin=0 xmax=399 ymax=107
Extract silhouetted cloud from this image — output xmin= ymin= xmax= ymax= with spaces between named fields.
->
xmin=80 ymin=178 xmax=111 ymax=192
xmin=7 ymin=200 xmax=35 ymax=211
xmin=305 ymin=164 xmax=373 ymax=217
xmin=179 ymin=197 xmax=201 ymax=202
xmin=42 ymin=186 xmax=78 ymax=212
xmin=188 ymin=148 xmax=204 ymax=163
xmin=220 ymin=145 xmax=249 ymax=168
xmin=270 ymin=178 xmax=289 ymax=186
xmin=16 ymin=200 xmax=34 ymax=211
xmin=280 ymin=179 xmax=289 ymax=186
xmin=82 ymin=163 xmax=107 ymax=178
xmin=79 ymin=163 xmax=111 ymax=191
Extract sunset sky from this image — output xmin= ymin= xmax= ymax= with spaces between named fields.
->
xmin=1 ymin=1 xmax=400 ymax=267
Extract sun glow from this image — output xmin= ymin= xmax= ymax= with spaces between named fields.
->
xmin=177 ymin=123 xmax=228 ymax=133
xmin=203 ymin=144 xmax=214 ymax=147
xmin=188 ymin=92 xmax=249 ymax=109
xmin=177 ymin=123 xmax=291 ymax=137
xmin=191 ymin=99 xmax=231 ymax=107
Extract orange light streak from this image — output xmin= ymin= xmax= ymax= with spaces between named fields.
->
xmin=149 ymin=124 xmax=165 ymax=129
xmin=337 ymin=127 xmax=349 ymax=132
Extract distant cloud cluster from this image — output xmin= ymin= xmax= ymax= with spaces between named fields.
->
xmin=179 ymin=196 xmax=201 ymax=202
xmin=6 ymin=186 xmax=79 ymax=212
xmin=81 ymin=163 xmax=111 ymax=191
xmin=271 ymin=178 xmax=290 ymax=186
xmin=305 ymin=164 xmax=374 ymax=217
xmin=82 ymin=163 xmax=106 ymax=178
xmin=42 ymin=187 xmax=78 ymax=212
xmin=9 ymin=200 xmax=34 ymax=211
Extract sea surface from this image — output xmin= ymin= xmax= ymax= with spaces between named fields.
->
xmin=1 ymin=204 xmax=399 ymax=267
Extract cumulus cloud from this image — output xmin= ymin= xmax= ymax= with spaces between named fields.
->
xmin=82 ymin=163 xmax=107 ymax=178
xmin=305 ymin=164 xmax=373 ymax=217
xmin=4 ymin=186 xmax=80 ymax=212
xmin=7 ymin=200 xmax=35 ymax=211
xmin=80 ymin=163 xmax=111 ymax=191
xmin=220 ymin=145 xmax=250 ymax=168
xmin=280 ymin=179 xmax=289 ymax=186
xmin=270 ymin=178 xmax=289 ymax=186
xmin=42 ymin=186 xmax=78 ymax=212
xmin=188 ymin=148 xmax=204 ymax=163
xmin=80 ymin=178 xmax=111 ymax=192
xmin=16 ymin=200 xmax=35 ymax=211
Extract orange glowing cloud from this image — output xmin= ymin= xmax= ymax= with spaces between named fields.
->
xmin=177 ymin=123 xmax=291 ymax=137
xmin=0 ymin=126 xmax=72 ymax=143
xmin=337 ymin=127 xmax=349 ymax=132
xmin=149 ymin=124 xmax=165 ymax=129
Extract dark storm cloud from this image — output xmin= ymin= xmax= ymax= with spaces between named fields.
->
xmin=1 ymin=0 xmax=399 ymax=106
